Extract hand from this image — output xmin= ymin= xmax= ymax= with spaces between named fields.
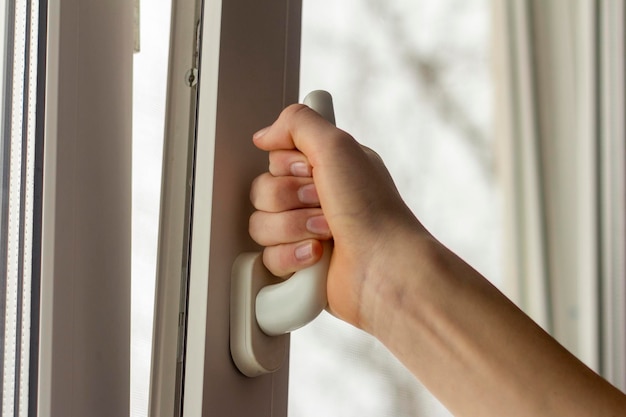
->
xmin=249 ymin=104 xmax=428 ymax=328
xmin=251 ymin=104 xmax=626 ymax=417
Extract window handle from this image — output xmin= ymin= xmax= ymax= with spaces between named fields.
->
xmin=230 ymin=91 xmax=335 ymax=377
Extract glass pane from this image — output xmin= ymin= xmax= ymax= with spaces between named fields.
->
xmin=1 ymin=0 xmax=41 ymax=416
xmin=292 ymin=1 xmax=498 ymax=415
xmin=131 ymin=0 xmax=170 ymax=416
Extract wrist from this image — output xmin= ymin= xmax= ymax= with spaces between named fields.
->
xmin=357 ymin=224 xmax=438 ymax=340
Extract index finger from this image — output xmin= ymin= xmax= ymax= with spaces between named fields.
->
xmin=268 ymin=150 xmax=312 ymax=177
xmin=252 ymin=104 xmax=354 ymax=168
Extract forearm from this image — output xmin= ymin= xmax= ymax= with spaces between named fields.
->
xmin=250 ymin=105 xmax=626 ymax=415
xmin=362 ymin=231 xmax=626 ymax=417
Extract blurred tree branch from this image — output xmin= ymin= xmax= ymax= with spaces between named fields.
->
xmin=364 ymin=0 xmax=494 ymax=181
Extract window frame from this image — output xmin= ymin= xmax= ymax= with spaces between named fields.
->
xmin=148 ymin=0 xmax=201 ymax=414
xmin=149 ymin=0 xmax=302 ymax=415
xmin=38 ymin=0 xmax=133 ymax=415
xmin=33 ymin=1 xmax=625 ymax=416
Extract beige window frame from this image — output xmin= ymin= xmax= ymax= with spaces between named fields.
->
xmin=38 ymin=0 xmax=133 ymax=416
xmin=149 ymin=0 xmax=302 ymax=416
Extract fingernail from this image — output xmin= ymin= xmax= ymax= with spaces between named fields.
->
xmin=290 ymin=162 xmax=311 ymax=177
xmin=295 ymin=242 xmax=313 ymax=261
xmin=297 ymin=184 xmax=319 ymax=204
xmin=306 ymin=215 xmax=330 ymax=235
xmin=253 ymin=126 xmax=270 ymax=139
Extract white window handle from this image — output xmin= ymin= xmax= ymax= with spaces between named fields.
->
xmin=230 ymin=91 xmax=335 ymax=377
xmin=255 ymin=240 xmax=332 ymax=335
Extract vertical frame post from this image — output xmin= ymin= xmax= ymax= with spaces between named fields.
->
xmin=38 ymin=0 xmax=132 ymax=415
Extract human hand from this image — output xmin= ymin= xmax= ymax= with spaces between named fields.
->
xmin=249 ymin=104 xmax=428 ymax=329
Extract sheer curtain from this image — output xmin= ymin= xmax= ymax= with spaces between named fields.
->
xmin=494 ymin=0 xmax=625 ymax=389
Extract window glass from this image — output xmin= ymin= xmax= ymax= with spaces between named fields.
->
xmin=131 ymin=1 xmax=170 ymax=416
xmin=291 ymin=1 xmax=498 ymax=415
xmin=1 ymin=0 xmax=41 ymax=415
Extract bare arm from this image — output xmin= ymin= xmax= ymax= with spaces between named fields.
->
xmin=249 ymin=104 xmax=626 ymax=417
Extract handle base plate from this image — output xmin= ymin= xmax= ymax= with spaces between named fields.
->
xmin=230 ymin=252 xmax=288 ymax=377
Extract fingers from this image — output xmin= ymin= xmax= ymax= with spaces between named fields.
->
xmin=268 ymin=150 xmax=312 ymax=177
xmin=250 ymin=173 xmax=320 ymax=212
xmin=249 ymin=208 xmax=331 ymax=246
xmin=251 ymin=104 xmax=354 ymax=277
xmin=253 ymin=104 xmax=357 ymax=167
xmin=262 ymin=239 xmax=325 ymax=277
xmin=251 ymin=209 xmax=330 ymax=276
xmin=252 ymin=104 xmax=323 ymax=152
xmin=250 ymin=143 xmax=330 ymax=277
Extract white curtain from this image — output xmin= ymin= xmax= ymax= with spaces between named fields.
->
xmin=494 ymin=0 xmax=625 ymax=390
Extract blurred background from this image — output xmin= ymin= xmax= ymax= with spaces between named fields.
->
xmin=292 ymin=1 xmax=496 ymax=416
xmin=131 ymin=0 xmax=498 ymax=416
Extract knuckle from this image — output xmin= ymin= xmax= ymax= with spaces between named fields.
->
xmin=263 ymin=246 xmax=292 ymax=278
xmin=282 ymin=103 xmax=309 ymax=119
xmin=363 ymin=145 xmax=384 ymax=163
xmin=248 ymin=211 xmax=263 ymax=242
xmin=268 ymin=150 xmax=289 ymax=176
xmin=249 ymin=210 xmax=312 ymax=247
xmin=249 ymin=173 xmax=266 ymax=206
xmin=251 ymin=172 xmax=317 ymax=213
xmin=249 ymin=173 xmax=284 ymax=212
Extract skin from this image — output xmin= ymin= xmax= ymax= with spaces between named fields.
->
xmin=249 ymin=104 xmax=626 ymax=417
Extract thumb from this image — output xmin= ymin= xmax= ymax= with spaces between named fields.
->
xmin=252 ymin=104 xmax=353 ymax=169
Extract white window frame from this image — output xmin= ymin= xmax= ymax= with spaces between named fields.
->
xmin=150 ymin=0 xmax=302 ymax=416
xmin=34 ymin=0 xmax=302 ymax=415
xmin=38 ymin=0 xmax=133 ymax=416
xmin=28 ymin=0 xmax=626 ymax=416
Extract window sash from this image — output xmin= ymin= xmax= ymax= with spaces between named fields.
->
xmin=150 ymin=0 xmax=302 ymax=415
